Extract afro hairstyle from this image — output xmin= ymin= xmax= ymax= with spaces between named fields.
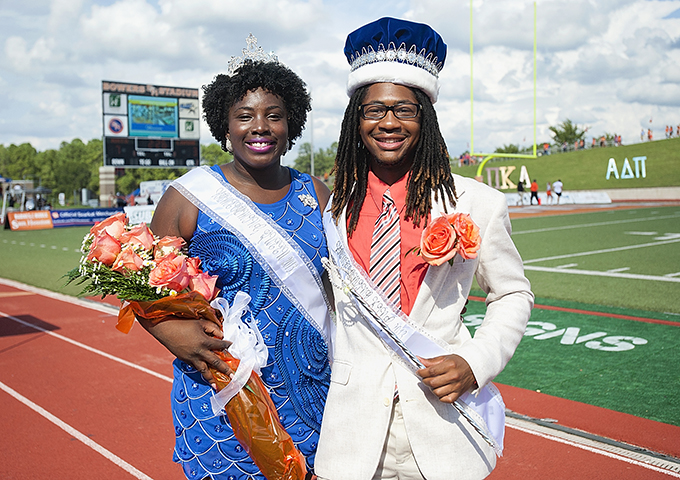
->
xmin=202 ymin=59 xmax=311 ymax=151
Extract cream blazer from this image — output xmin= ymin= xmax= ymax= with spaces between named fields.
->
xmin=315 ymin=175 xmax=534 ymax=480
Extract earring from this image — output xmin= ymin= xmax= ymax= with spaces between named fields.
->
xmin=223 ymin=137 xmax=233 ymax=153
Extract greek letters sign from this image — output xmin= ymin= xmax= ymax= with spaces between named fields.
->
xmin=606 ymin=156 xmax=647 ymax=180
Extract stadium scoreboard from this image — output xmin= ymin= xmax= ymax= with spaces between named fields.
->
xmin=102 ymin=81 xmax=200 ymax=168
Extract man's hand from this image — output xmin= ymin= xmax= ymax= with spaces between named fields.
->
xmin=416 ymin=354 xmax=478 ymax=403
xmin=139 ymin=317 xmax=231 ymax=388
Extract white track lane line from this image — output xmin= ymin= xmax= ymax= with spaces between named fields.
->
xmin=0 ymin=380 xmax=155 ymax=480
xmin=506 ymin=421 xmax=680 ymax=477
xmin=1 ymin=309 xmax=172 ymax=383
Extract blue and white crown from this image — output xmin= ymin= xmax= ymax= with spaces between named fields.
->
xmin=227 ymin=34 xmax=279 ymax=75
xmin=344 ymin=17 xmax=447 ymax=103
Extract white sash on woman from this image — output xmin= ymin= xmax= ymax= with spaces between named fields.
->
xmin=322 ymin=202 xmax=504 ymax=456
xmin=172 ymin=167 xmax=335 ymax=356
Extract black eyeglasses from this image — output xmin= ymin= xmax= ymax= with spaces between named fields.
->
xmin=359 ymin=102 xmax=422 ymax=120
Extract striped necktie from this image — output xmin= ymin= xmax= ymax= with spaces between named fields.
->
xmin=370 ymin=189 xmax=401 ymax=309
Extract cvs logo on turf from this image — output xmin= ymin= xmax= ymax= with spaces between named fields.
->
xmin=463 ymin=316 xmax=648 ymax=352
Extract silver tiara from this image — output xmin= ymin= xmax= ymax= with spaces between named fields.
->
xmin=227 ymin=34 xmax=279 ymax=75
xmin=348 ymin=42 xmax=443 ymax=78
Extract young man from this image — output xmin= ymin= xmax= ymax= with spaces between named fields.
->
xmin=317 ymin=17 xmax=533 ymax=480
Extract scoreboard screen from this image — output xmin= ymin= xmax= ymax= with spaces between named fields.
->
xmin=102 ymin=81 xmax=200 ymax=168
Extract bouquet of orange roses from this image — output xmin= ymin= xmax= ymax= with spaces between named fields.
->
xmin=65 ymin=211 xmax=221 ymax=333
xmin=409 ymin=212 xmax=481 ymax=266
xmin=66 ymin=212 xmax=307 ymax=479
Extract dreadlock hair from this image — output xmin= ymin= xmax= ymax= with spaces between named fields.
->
xmin=331 ymin=84 xmax=457 ymax=237
xmin=202 ymin=59 xmax=311 ymax=151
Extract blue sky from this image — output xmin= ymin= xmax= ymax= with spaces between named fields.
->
xmin=1 ymin=0 xmax=679 ymax=162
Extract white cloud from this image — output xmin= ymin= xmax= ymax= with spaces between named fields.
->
xmin=0 ymin=0 xmax=679 ymax=156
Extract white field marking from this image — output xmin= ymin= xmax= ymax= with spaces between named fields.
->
xmin=523 ymin=237 xmax=680 ymax=264
xmin=523 ymin=265 xmax=680 ymax=283
xmin=555 ymin=263 xmax=578 ymax=269
xmin=606 ymin=267 xmax=631 ymax=273
xmin=627 ymin=231 xmax=658 ymax=236
xmin=512 ymin=213 xmax=680 ymax=235
xmin=658 ymin=233 xmax=680 ymax=240
xmin=665 ymin=272 xmax=680 ymax=278
xmin=0 ymin=309 xmax=172 ymax=383
xmin=0 ymin=380 xmax=155 ymax=480
xmin=506 ymin=418 xmax=680 ymax=477
xmin=1 ymin=239 xmax=78 ymax=252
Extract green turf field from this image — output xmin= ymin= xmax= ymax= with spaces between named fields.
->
xmin=508 ymin=205 xmax=680 ymax=315
xmin=0 ymin=225 xmax=90 ymax=296
xmin=463 ymin=298 xmax=680 ymax=426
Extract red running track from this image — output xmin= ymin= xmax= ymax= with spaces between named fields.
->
xmin=1 ymin=280 xmax=678 ymax=479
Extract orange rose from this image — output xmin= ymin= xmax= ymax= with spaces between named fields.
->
xmin=112 ymin=245 xmax=145 ymax=273
xmin=90 ymin=212 xmax=127 ymax=240
xmin=189 ymin=271 xmax=219 ymax=301
xmin=451 ymin=213 xmax=481 ymax=260
xmin=419 ymin=215 xmax=458 ymax=266
xmin=154 ymin=236 xmax=186 ymax=260
xmin=185 ymin=257 xmax=202 ymax=276
xmin=87 ymin=231 xmax=122 ymax=266
xmin=148 ymin=252 xmax=190 ymax=292
xmin=120 ymin=223 xmax=155 ymax=251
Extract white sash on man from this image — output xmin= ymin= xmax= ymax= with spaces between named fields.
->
xmin=172 ymin=167 xmax=334 ymax=355
xmin=323 ymin=202 xmax=504 ymax=456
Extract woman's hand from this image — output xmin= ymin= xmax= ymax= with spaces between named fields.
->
xmin=416 ymin=354 xmax=478 ymax=403
xmin=139 ymin=317 xmax=232 ymax=388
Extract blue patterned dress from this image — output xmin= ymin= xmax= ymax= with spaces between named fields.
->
xmin=171 ymin=165 xmax=330 ymax=480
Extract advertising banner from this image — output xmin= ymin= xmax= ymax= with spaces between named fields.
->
xmin=50 ymin=208 xmax=124 ymax=228
xmin=7 ymin=211 xmax=54 ymax=231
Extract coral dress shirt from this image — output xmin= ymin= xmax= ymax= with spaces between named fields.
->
xmin=347 ymin=171 xmax=429 ymax=315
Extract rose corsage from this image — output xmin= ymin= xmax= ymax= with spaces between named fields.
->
xmin=409 ymin=212 xmax=481 ymax=266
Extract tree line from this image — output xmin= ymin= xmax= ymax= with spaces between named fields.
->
xmin=0 ymin=139 xmax=339 ymax=207
xmin=4 ymin=120 xmax=586 ymax=207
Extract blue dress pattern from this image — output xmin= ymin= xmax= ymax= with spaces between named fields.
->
xmin=171 ymin=165 xmax=330 ymax=480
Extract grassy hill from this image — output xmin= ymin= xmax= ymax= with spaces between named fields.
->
xmin=452 ymin=137 xmax=680 ymax=191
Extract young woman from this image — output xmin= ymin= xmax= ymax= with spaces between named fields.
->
xmin=143 ymin=52 xmax=332 ymax=480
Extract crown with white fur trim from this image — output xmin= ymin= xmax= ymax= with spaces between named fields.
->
xmin=344 ymin=17 xmax=447 ymax=103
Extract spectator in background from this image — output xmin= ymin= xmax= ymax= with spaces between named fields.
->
xmin=553 ymin=179 xmax=563 ymax=204
xmin=574 ymin=139 xmax=579 ymax=151
xmin=517 ymin=180 xmax=526 ymax=206
xmin=648 ymin=128 xmax=653 ymax=141
xmin=546 ymin=181 xmax=553 ymax=205
xmin=669 ymin=127 xmax=674 ymax=139
xmin=592 ymin=137 xmax=596 ymax=148
xmin=580 ymin=139 xmax=585 ymax=149
xmin=530 ymin=179 xmax=539 ymax=205
xmin=543 ymin=143 xmax=550 ymax=155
